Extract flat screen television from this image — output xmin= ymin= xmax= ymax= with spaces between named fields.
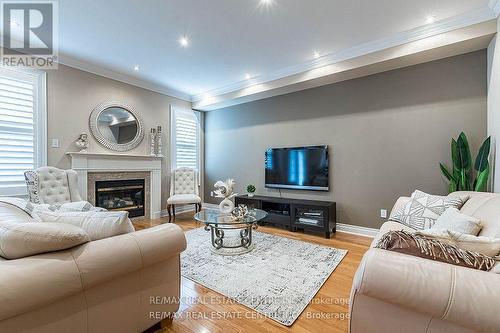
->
xmin=265 ymin=145 xmax=329 ymax=191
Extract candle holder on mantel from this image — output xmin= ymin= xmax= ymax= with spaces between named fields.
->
xmin=156 ymin=125 xmax=163 ymax=156
xmin=149 ymin=128 xmax=156 ymax=156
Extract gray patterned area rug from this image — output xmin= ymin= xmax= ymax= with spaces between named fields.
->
xmin=180 ymin=228 xmax=347 ymax=326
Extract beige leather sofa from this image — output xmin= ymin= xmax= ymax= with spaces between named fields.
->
xmin=349 ymin=191 xmax=500 ymax=333
xmin=0 ymin=202 xmax=187 ymax=333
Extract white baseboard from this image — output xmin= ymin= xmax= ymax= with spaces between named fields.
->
xmin=336 ymin=223 xmax=378 ymax=238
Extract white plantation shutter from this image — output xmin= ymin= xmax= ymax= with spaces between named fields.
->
xmin=171 ymin=107 xmax=200 ymax=171
xmin=0 ymin=67 xmax=46 ymax=196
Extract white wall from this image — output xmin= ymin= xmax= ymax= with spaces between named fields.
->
xmin=487 ymin=17 xmax=500 ymax=192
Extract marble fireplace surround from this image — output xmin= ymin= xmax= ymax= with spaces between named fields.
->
xmin=88 ymin=172 xmax=151 ymax=219
xmin=66 ymin=152 xmax=162 ymax=219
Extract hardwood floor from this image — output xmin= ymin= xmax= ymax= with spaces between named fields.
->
xmin=133 ymin=212 xmax=372 ymax=333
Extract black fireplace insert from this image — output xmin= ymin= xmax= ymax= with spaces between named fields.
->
xmin=95 ymin=179 xmax=145 ymax=218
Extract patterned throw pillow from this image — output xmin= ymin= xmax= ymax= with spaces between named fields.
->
xmin=389 ymin=190 xmax=469 ymax=230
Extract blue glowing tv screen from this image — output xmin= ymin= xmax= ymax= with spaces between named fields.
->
xmin=265 ymin=145 xmax=329 ymax=191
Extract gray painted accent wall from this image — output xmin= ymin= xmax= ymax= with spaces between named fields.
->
xmin=204 ymin=51 xmax=487 ymax=229
xmin=46 ymin=64 xmax=191 ymax=209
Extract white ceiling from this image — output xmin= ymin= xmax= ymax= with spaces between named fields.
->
xmin=57 ymin=0 xmax=495 ymax=102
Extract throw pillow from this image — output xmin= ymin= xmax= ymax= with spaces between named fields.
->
xmin=376 ymin=230 xmax=495 ymax=271
xmin=431 ymin=207 xmax=482 ymax=235
xmin=0 ymin=221 xmax=90 ymax=259
xmin=389 ymin=190 xmax=469 ymax=230
xmin=36 ymin=210 xmax=135 ymax=241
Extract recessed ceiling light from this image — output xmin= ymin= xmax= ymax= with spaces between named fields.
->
xmin=245 ymin=73 xmax=252 ymax=80
xmin=425 ymin=15 xmax=436 ymax=24
xmin=313 ymin=51 xmax=320 ymax=59
xmin=133 ymin=65 xmax=140 ymax=71
xmin=260 ymin=0 xmax=273 ymax=5
xmin=179 ymin=36 xmax=189 ymax=48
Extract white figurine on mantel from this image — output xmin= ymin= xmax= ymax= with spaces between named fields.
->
xmin=75 ymin=133 xmax=89 ymax=152
xmin=214 ymin=179 xmax=238 ymax=213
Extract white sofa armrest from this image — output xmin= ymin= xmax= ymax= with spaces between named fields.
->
xmin=69 ymin=223 xmax=186 ymax=288
xmin=352 ymin=248 xmax=500 ymax=333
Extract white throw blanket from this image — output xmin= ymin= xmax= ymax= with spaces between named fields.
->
xmin=35 ymin=201 xmax=106 ymax=213
xmin=0 ymin=197 xmax=134 ymax=240
xmin=0 ymin=198 xmax=105 ymax=221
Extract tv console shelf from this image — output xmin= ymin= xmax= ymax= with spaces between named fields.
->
xmin=235 ymin=195 xmax=336 ymax=238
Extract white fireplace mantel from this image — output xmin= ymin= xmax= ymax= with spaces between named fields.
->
xmin=66 ymin=151 xmax=164 ymax=160
xmin=66 ymin=152 xmax=163 ymax=218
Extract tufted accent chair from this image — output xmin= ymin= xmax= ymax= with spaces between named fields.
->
xmin=24 ymin=167 xmax=83 ymax=205
xmin=166 ymin=167 xmax=201 ymax=222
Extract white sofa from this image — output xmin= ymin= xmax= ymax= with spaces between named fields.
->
xmin=0 ymin=202 xmax=187 ymax=333
xmin=349 ymin=191 xmax=500 ymax=333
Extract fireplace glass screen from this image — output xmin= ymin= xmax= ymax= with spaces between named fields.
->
xmin=95 ymin=179 xmax=145 ymax=218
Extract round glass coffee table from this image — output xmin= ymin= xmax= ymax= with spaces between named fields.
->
xmin=194 ymin=209 xmax=267 ymax=255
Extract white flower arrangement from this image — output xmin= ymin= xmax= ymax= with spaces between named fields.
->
xmin=213 ymin=178 xmax=238 ymax=200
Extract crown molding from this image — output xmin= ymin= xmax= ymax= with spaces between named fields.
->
xmin=489 ymin=0 xmax=500 ymax=16
xmin=57 ymin=54 xmax=192 ymax=102
xmin=194 ymin=20 xmax=496 ymax=110
xmin=0 ymin=38 xmax=192 ymax=101
xmin=192 ymin=6 xmax=496 ymax=103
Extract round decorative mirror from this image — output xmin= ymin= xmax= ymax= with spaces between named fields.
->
xmin=89 ymin=101 xmax=144 ymax=151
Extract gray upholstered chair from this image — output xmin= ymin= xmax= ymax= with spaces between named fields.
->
xmin=24 ymin=166 xmax=83 ymax=205
xmin=167 ymin=167 xmax=201 ymax=222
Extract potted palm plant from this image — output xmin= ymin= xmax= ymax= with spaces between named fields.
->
xmin=440 ymin=132 xmax=491 ymax=193
xmin=246 ymin=184 xmax=256 ymax=197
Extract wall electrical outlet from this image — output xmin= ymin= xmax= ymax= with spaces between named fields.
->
xmin=51 ymin=138 xmax=60 ymax=148
xmin=380 ymin=209 xmax=388 ymax=219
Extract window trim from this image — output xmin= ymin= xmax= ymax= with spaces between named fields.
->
xmin=0 ymin=67 xmax=47 ymax=196
xmin=170 ymin=105 xmax=201 ymax=172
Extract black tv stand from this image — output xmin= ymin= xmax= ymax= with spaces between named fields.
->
xmin=235 ymin=195 xmax=336 ymax=238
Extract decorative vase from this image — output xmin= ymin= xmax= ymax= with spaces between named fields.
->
xmin=219 ymin=198 xmax=235 ymax=214
xmin=248 ymin=193 xmax=254 ymax=198
xmin=149 ymin=128 xmax=156 ymax=156
xmin=156 ymin=125 xmax=163 ymax=156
